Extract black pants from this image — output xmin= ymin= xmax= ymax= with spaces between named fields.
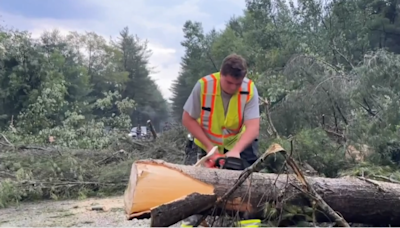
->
xmin=196 ymin=139 xmax=259 ymax=168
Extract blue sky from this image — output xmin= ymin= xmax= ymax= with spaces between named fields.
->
xmin=0 ymin=0 xmax=246 ymax=100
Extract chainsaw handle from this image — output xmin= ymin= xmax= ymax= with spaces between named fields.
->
xmin=215 ymin=157 xmax=227 ymax=168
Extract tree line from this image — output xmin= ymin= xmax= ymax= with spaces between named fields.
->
xmin=0 ymin=26 xmax=169 ymax=135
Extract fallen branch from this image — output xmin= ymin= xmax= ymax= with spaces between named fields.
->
xmin=147 ymin=120 xmax=158 ymax=141
xmin=0 ymin=133 xmax=14 ymax=148
xmin=373 ymin=174 xmax=400 ymax=184
xmin=17 ymin=145 xmax=51 ymax=151
xmin=15 ymin=180 xmax=128 ymax=187
xmin=283 ymin=152 xmax=350 ymax=227
xmin=150 ymin=193 xmax=217 ymax=227
xmin=96 ymin=149 xmax=127 ymax=165
xmin=259 ymin=97 xmax=279 ymax=139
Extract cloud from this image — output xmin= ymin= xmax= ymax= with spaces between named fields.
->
xmin=0 ymin=0 xmax=245 ymax=100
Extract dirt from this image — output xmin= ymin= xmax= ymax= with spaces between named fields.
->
xmin=0 ymin=196 xmax=153 ymax=227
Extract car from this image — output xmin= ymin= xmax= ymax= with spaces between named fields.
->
xmin=128 ymin=126 xmax=148 ymax=139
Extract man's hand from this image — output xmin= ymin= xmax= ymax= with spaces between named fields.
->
xmin=227 ymin=118 xmax=260 ymax=156
xmin=225 ymin=149 xmax=241 ymax=158
xmin=204 ymin=152 xmax=224 ymax=168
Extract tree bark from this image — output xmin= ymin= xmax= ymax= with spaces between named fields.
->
xmin=150 ymin=193 xmax=217 ymax=227
xmin=124 ymin=159 xmax=400 ymax=226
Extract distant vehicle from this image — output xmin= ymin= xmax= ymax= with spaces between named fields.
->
xmin=128 ymin=126 xmax=148 ymax=139
xmin=184 ymin=133 xmax=196 ymax=165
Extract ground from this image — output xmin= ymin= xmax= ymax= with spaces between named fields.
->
xmin=0 ymin=196 xmax=155 ymax=227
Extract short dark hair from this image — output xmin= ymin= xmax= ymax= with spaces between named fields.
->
xmin=220 ymin=54 xmax=247 ymax=78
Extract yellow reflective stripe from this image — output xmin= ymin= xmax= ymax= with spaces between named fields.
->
xmin=238 ymin=219 xmax=261 ymax=225
xmin=236 ymin=219 xmax=261 ymax=227
xmin=181 ymin=221 xmax=194 ymax=227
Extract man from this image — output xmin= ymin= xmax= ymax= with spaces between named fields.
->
xmin=181 ymin=54 xmax=261 ymax=227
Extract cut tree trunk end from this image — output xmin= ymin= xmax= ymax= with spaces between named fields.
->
xmin=124 ymin=159 xmax=400 ymax=226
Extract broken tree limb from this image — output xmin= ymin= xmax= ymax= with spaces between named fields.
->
xmin=282 ymin=151 xmax=349 ymax=227
xmin=150 ymin=193 xmax=217 ymax=227
xmin=146 ymin=120 xmax=157 ymax=140
xmin=124 ymin=157 xmax=400 ymax=226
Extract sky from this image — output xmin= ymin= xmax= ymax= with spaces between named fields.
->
xmin=0 ymin=0 xmax=246 ymax=101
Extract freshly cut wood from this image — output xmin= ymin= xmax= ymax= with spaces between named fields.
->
xmin=123 ymin=160 xmax=216 ymax=219
xmin=124 ymin=159 xmax=400 ymax=226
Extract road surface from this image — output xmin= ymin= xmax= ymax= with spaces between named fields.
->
xmin=0 ymin=196 xmax=161 ymax=227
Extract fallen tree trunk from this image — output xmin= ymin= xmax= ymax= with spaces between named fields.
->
xmin=124 ymin=159 xmax=400 ymax=226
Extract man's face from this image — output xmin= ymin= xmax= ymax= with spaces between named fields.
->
xmin=220 ymin=74 xmax=244 ymax=95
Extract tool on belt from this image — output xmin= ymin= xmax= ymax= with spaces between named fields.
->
xmin=194 ymin=146 xmax=249 ymax=170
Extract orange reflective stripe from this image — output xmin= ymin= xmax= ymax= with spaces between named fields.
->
xmin=229 ymin=79 xmax=252 ymax=132
xmin=246 ymin=81 xmax=252 ymax=102
xmin=239 ymin=80 xmax=251 ymax=129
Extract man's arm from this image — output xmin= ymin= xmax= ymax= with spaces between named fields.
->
xmin=227 ymin=84 xmax=260 ymax=157
xmin=182 ymin=82 xmax=215 ymax=152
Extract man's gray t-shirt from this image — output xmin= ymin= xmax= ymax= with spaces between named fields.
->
xmin=183 ymin=80 xmax=260 ymax=121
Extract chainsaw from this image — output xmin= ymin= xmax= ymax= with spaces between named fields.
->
xmin=194 ymin=146 xmax=249 ymax=170
xmin=188 ymin=147 xmax=252 ymax=227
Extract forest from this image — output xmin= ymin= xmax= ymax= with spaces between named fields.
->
xmin=170 ymin=0 xmax=400 ymax=179
xmin=1 ymin=0 xmax=400 ymax=226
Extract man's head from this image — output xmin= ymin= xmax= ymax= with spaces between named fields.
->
xmin=219 ymin=54 xmax=248 ymax=95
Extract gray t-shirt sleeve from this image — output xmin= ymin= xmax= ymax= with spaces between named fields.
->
xmin=183 ymin=81 xmax=201 ymax=119
xmin=243 ymin=83 xmax=260 ymax=121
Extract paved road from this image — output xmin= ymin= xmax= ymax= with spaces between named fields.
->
xmin=0 ymin=196 xmax=164 ymax=227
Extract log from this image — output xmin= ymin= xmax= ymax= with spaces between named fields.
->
xmin=150 ymin=193 xmax=217 ymax=227
xmin=124 ymin=159 xmax=400 ymax=226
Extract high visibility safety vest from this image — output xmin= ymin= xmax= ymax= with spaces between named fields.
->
xmin=194 ymin=72 xmax=254 ymax=152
